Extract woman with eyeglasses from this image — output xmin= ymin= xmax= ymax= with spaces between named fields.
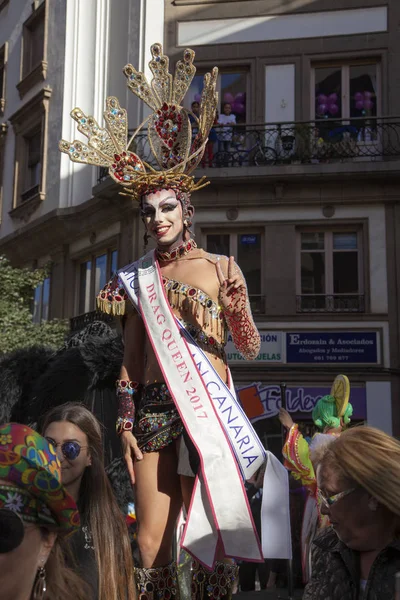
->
xmin=279 ymin=375 xmax=353 ymax=583
xmin=40 ymin=402 xmax=136 ymax=600
xmin=0 ymin=422 xmax=89 ymax=600
xmin=304 ymin=426 xmax=400 ymax=599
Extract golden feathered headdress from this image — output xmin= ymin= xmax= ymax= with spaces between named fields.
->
xmin=59 ymin=43 xmax=218 ymax=200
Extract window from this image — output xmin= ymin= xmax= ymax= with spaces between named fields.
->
xmin=0 ymin=42 xmax=8 ymax=114
xmin=78 ymin=249 xmax=118 ymax=314
xmin=297 ymin=230 xmax=364 ymax=312
xmin=205 ymin=231 xmax=263 ymax=313
xmin=187 ymin=69 xmax=249 ymax=124
xmin=18 ymin=1 xmax=47 ymax=98
xmin=25 ymin=129 xmax=42 ymax=191
xmin=33 ymin=277 xmax=50 ymax=323
xmin=313 ymin=62 xmax=379 ymax=120
xmin=9 ymin=88 xmax=51 ymax=217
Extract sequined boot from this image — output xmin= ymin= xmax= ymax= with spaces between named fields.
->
xmin=135 ymin=561 xmax=179 ymax=599
xmin=191 ymin=560 xmax=238 ymax=599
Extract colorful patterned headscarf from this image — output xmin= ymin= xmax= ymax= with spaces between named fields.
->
xmin=0 ymin=423 xmax=80 ymax=533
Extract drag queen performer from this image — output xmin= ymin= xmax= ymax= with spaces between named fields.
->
xmin=60 ymin=44 xmax=280 ymax=599
xmin=279 ymin=375 xmax=353 ymax=581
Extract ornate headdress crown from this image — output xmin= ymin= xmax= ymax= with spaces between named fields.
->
xmin=59 ymin=43 xmax=218 ymax=200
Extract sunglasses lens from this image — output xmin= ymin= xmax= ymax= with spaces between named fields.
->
xmin=0 ymin=509 xmax=25 ymax=553
xmin=62 ymin=441 xmax=81 ymax=460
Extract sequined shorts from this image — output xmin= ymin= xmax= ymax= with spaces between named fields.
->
xmin=134 ymin=383 xmax=183 ymax=453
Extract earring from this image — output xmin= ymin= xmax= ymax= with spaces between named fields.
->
xmin=33 ymin=566 xmax=47 ymax=600
xmin=368 ymin=497 xmax=378 ymax=511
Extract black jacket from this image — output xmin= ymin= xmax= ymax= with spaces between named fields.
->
xmin=303 ymin=527 xmax=400 ymax=600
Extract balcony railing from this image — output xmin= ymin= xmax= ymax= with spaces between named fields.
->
xmin=70 ymin=310 xmax=114 ymax=333
xmin=296 ymin=295 xmax=365 ymax=313
xmin=98 ymin=117 xmax=400 ymax=182
xmin=249 ymin=295 xmax=265 ymax=314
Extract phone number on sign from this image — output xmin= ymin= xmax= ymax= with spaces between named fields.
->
xmin=313 ymin=355 xmax=349 ymax=361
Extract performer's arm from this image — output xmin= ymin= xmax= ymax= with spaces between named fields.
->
xmin=117 ymin=312 xmax=146 ymax=430
xmin=216 ymin=256 xmax=261 ymax=360
xmin=117 ymin=311 xmax=147 ymax=486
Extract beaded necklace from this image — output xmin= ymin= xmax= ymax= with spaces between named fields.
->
xmin=156 ymin=239 xmax=197 ymax=262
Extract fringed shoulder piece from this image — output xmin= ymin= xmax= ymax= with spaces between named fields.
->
xmin=97 ymin=273 xmax=129 ymax=316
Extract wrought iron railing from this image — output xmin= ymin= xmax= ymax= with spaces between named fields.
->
xmin=296 ymin=295 xmax=365 ymax=313
xmin=249 ymin=295 xmax=265 ymax=314
xmin=70 ymin=310 xmax=115 ymax=333
xmin=97 ymin=117 xmax=400 ymax=181
xmin=21 ymin=184 xmax=40 ymax=203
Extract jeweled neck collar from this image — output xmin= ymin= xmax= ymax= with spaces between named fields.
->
xmin=156 ymin=239 xmax=197 ymax=262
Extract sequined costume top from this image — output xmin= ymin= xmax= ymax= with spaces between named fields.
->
xmin=97 ymin=251 xmax=260 ymax=362
xmin=97 ymin=251 xmax=261 ymax=455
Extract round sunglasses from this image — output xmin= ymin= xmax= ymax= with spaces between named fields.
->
xmin=45 ymin=438 xmax=87 ymax=461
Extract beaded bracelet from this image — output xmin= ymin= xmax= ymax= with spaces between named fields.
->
xmin=116 ymin=380 xmax=142 ymax=436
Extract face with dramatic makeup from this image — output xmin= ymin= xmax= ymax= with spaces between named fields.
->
xmin=141 ymin=189 xmax=186 ymax=248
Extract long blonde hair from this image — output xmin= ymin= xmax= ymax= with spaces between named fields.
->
xmin=319 ymin=426 xmax=400 ymax=517
xmin=40 ymin=403 xmax=136 ymax=600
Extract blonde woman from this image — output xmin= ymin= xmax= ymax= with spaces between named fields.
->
xmin=304 ymin=426 xmax=400 ymax=599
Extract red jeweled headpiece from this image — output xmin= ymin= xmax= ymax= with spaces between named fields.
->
xmin=59 ymin=43 xmax=219 ymax=200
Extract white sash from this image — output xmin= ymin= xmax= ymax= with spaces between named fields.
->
xmin=120 ymin=252 xmax=263 ymax=567
xmin=118 ymin=252 xmax=292 ymax=563
xmin=178 ymin=321 xmax=266 ymax=480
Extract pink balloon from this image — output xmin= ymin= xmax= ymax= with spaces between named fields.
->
xmin=194 ymin=94 xmax=201 ymax=103
xmin=317 ymin=94 xmax=328 ymax=105
xmin=317 ymin=103 xmax=328 ymax=115
xmin=328 ymin=104 xmax=339 ymax=115
xmin=223 ymin=93 xmax=234 ymax=104
xmin=328 ymin=93 xmax=338 ymax=102
xmin=364 ymin=99 xmax=374 ymax=110
xmin=355 ymin=100 xmax=364 ymax=110
xmin=234 ymin=92 xmax=246 ymax=103
xmin=364 ymin=91 xmax=373 ymax=99
xmin=232 ymin=101 xmax=245 ymax=115
xmin=354 ymin=92 xmax=364 ymax=102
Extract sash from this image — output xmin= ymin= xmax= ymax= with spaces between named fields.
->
xmin=119 ymin=251 xmax=263 ymax=567
xmin=177 ymin=321 xmax=266 ymax=480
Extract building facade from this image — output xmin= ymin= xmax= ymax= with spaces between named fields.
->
xmin=0 ymin=0 xmax=399 ymax=442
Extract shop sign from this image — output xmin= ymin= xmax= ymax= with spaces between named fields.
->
xmin=227 ymin=331 xmax=283 ymax=363
xmin=286 ymin=332 xmax=379 ymax=364
xmin=236 ymin=383 xmax=367 ymax=422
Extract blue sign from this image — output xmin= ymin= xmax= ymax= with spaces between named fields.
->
xmin=286 ymin=332 xmax=378 ymax=364
xmin=240 ymin=234 xmax=258 ymax=245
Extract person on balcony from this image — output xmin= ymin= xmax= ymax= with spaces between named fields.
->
xmin=217 ymin=102 xmax=236 ymax=152
xmin=60 ymin=43 xmax=292 ymax=600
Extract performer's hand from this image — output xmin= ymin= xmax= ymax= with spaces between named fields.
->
xmin=279 ymin=407 xmax=294 ymax=430
xmin=216 ymin=256 xmax=245 ymax=311
xmin=121 ymin=431 xmax=143 ymax=485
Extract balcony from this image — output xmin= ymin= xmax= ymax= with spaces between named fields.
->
xmin=98 ymin=116 xmax=400 ymax=183
xmin=70 ymin=310 xmax=114 ymax=333
xmin=296 ymin=295 xmax=365 ymax=313
xmin=249 ymin=295 xmax=265 ymax=315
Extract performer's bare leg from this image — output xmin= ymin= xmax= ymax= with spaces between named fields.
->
xmin=135 ymin=445 xmax=182 ymax=567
